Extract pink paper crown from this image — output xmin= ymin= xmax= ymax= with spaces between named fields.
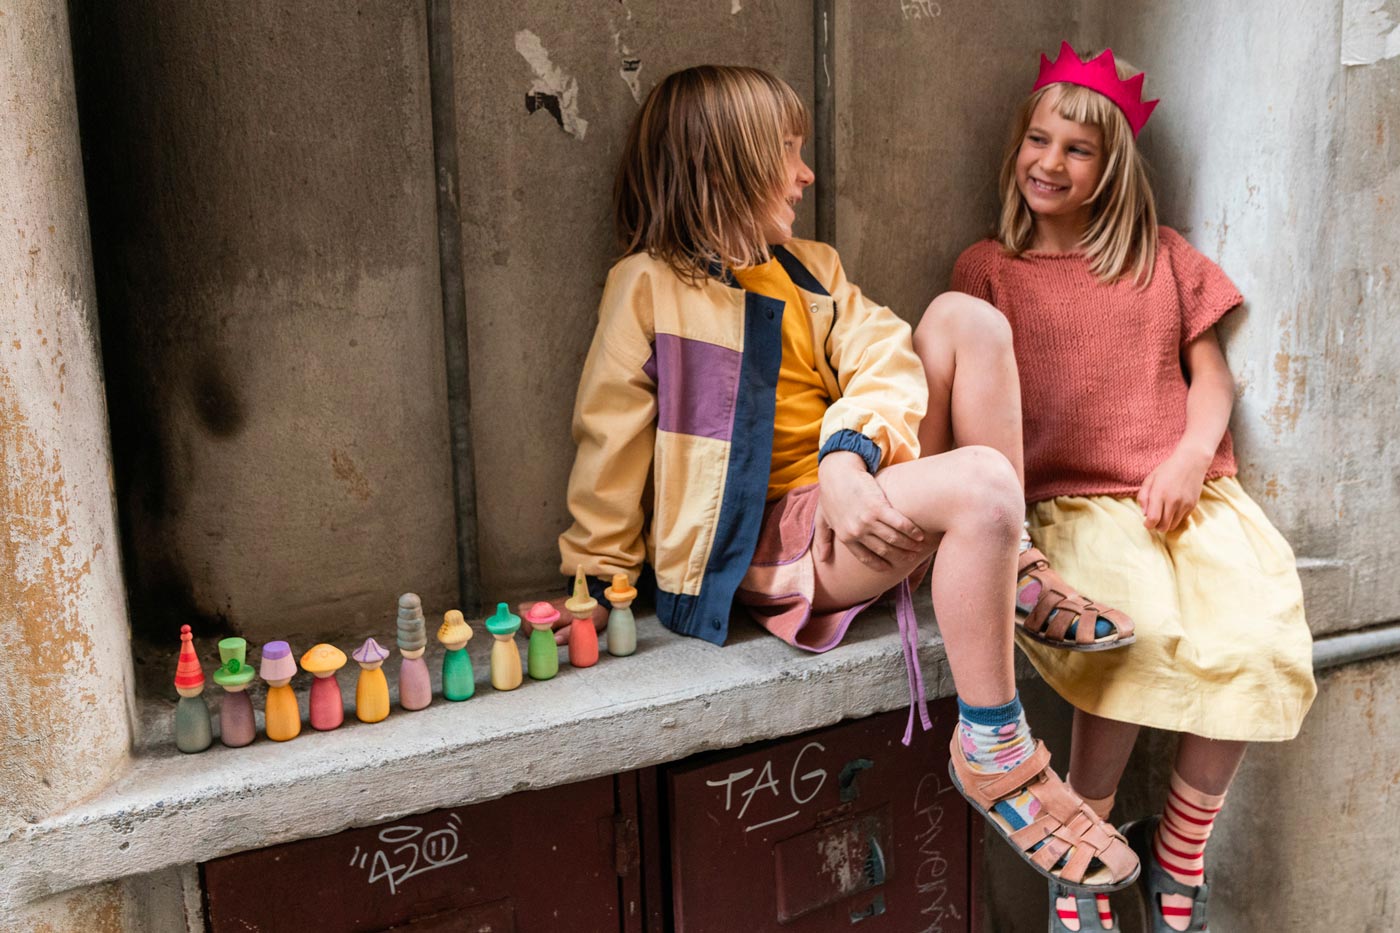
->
xmin=1033 ymin=41 xmax=1158 ymax=136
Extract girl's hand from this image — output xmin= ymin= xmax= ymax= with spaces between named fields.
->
xmin=813 ymin=452 xmax=925 ymax=570
xmin=1136 ymin=447 xmax=1211 ymax=532
xmin=516 ymin=597 xmax=609 ymax=646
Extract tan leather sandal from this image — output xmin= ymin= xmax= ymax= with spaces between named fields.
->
xmin=948 ymin=736 xmax=1140 ymax=893
xmin=1016 ymin=547 xmax=1136 ymax=651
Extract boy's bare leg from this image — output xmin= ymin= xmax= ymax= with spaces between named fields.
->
xmin=1174 ymin=734 xmax=1247 ymax=795
xmin=812 ymin=446 xmax=1021 ymax=707
xmin=914 ymin=292 xmax=1025 ymax=487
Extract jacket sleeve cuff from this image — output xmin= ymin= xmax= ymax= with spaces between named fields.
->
xmin=818 ymin=429 xmax=882 ymax=476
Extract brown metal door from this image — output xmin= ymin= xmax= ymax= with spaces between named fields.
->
xmin=203 ymin=775 xmax=623 ymax=932
xmin=666 ymin=701 xmax=972 ymax=932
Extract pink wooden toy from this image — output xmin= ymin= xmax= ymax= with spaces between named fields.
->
xmin=259 ymin=640 xmax=301 ymax=742
xmin=213 ymin=636 xmax=256 ymax=747
xmin=396 ymin=593 xmax=432 ymax=711
xmin=301 ymin=643 xmax=347 ymax=731
xmin=353 ymin=637 xmax=391 ymax=723
xmin=524 ymin=601 xmax=560 ymax=681
xmin=173 ymin=625 xmax=212 ymax=753
xmin=564 ymin=566 xmax=599 ymax=668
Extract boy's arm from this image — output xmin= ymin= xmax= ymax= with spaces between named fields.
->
xmin=558 ymin=266 xmax=657 ymax=585
xmin=819 ymin=255 xmax=928 ymax=473
xmin=1137 ymin=326 xmax=1234 ymax=531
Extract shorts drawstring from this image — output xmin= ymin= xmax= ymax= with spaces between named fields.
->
xmin=896 ymin=577 xmax=933 ymax=745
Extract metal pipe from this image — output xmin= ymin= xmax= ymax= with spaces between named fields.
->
xmin=813 ymin=0 xmax=836 ymax=246
xmin=426 ymin=0 xmax=482 ymax=614
xmin=1312 ymin=620 xmax=1400 ymax=672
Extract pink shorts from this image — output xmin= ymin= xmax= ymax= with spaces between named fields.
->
xmin=736 ymin=483 xmax=931 ymax=653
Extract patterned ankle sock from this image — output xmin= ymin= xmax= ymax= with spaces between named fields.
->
xmin=1055 ymin=789 xmax=1117 ymax=930
xmin=957 ymin=695 xmax=1039 ymax=828
xmin=1153 ymin=771 xmax=1225 ymax=932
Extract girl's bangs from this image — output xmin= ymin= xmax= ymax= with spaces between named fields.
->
xmin=1049 ymin=82 xmax=1123 ymax=134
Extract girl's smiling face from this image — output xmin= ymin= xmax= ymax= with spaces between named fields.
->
xmin=1015 ymin=91 xmax=1105 ymax=231
xmin=762 ymin=134 xmax=815 ymax=245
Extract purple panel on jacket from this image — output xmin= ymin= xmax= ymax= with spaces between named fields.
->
xmin=647 ymin=333 xmax=741 ymax=441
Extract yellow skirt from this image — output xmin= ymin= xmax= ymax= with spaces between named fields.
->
xmin=1020 ymin=476 xmax=1316 ymax=742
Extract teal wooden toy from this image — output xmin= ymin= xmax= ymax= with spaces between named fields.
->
xmin=438 ymin=610 xmax=475 ymax=701
xmin=486 ymin=603 xmax=523 ymax=691
xmin=524 ymin=601 xmax=560 ymax=681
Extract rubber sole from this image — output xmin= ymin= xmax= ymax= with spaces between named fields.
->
xmin=948 ymin=759 xmax=1141 ymax=895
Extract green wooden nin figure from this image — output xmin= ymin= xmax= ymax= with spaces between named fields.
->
xmin=523 ymin=601 xmax=560 ymax=681
xmin=437 ymin=610 xmax=475 ymax=701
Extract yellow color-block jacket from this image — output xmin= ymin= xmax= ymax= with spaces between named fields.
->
xmin=559 ymin=238 xmax=927 ymax=644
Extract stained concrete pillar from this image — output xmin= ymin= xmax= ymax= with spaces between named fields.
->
xmin=0 ymin=0 xmax=133 ymax=841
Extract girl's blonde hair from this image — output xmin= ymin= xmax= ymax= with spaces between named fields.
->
xmin=615 ymin=65 xmax=811 ymax=285
xmin=996 ymin=56 xmax=1158 ymax=285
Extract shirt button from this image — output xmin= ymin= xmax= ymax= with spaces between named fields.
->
xmin=809 ymin=302 xmax=818 ymax=313
xmin=712 ymin=618 xmax=723 ymax=630
xmin=766 ymin=310 xmax=774 ymax=320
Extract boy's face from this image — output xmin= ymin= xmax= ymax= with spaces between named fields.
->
xmin=1015 ymin=91 xmax=1105 ymax=229
xmin=762 ymin=134 xmax=815 ymax=245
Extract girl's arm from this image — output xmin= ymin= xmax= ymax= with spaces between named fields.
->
xmin=1136 ymin=325 xmax=1234 ymax=531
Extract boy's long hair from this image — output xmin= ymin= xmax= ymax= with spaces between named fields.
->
xmin=615 ymin=65 xmax=810 ymax=285
xmin=996 ymin=56 xmax=1158 ymax=285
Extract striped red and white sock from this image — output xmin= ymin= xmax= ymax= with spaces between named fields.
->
xmin=1152 ymin=771 xmax=1226 ymax=932
xmin=1054 ymin=788 xmax=1115 ymax=930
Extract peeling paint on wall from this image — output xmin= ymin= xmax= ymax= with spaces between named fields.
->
xmin=514 ymin=30 xmax=589 ymax=140
xmin=1342 ymin=0 xmax=1400 ymax=65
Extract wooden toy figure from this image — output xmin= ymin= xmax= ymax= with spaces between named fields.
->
xmin=604 ymin=573 xmax=638 ymax=658
xmin=173 ymin=625 xmax=212 ymax=753
xmin=301 ymin=643 xmax=347 ymax=731
xmin=524 ymin=601 xmax=560 ymax=681
xmin=396 ymin=593 xmax=432 ymax=711
xmin=259 ymin=640 xmax=301 ymax=742
xmin=437 ymin=610 xmax=475 ymax=702
xmin=352 ymin=637 xmax=391 ymax=723
xmin=564 ymin=566 xmax=600 ymax=668
xmin=213 ymin=636 xmax=256 ymax=748
xmin=485 ymin=603 xmax=523 ymax=691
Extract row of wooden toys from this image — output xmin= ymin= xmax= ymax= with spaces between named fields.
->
xmin=173 ymin=569 xmax=637 ymax=753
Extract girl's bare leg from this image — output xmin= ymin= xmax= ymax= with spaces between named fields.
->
xmin=812 ymin=446 xmax=1022 ymax=707
xmin=1067 ymin=707 xmax=1143 ymax=799
xmin=1174 ymin=734 xmax=1247 ymax=795
xmin=914 ymin=292 xmax=1026 ymax=486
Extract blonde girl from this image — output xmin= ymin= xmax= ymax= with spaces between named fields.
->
xmin=953 ymin=43 xmax=1316 ymax=932
xmin=558 ymin=64 xmax=1138 ymax=894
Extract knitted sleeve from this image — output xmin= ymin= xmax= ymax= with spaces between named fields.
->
xmin=951 ymin=240 xmax=999 ymax=304
xmin=1163 ymin=227 xmax=1244 ymax=346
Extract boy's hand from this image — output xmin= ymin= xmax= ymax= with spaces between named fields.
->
xmin=1137 ymin=447 xmax=1210 ymax=533
xmin=516 ymin=597 xmax=609 ymax=646
xmin=814 ymin=452 xmax=924 ymax=570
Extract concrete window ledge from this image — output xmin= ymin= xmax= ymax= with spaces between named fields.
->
xmin=0 ymin=594 xmax=1005 ymax=912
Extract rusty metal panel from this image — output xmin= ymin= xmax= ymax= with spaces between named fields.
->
xmin=202 ymin=776 xmax=620 ymax=932
xmin=666 ymin=702 xmax=972 ymax=932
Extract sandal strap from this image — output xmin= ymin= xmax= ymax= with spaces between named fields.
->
xmin=1019 ymin=548 xmax=1134 ymax=644
xmin=950 ymin=739 xmax=1053 ymax=808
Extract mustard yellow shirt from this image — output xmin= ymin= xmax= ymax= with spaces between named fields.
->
xmin=733 ymin=258 xmax=831 ymax=500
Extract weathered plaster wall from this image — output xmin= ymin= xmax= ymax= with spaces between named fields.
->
xmin=455 ymin=0 xmax=816 ymax=596
xmin=1081 ymin=0 xmax=1400 ymax=634
xmin=0 ymin=0 xmax=133 ymax=836
xmin=834 ymin=0 xmax=1078 ymax=317
xmin=69 ymin=1 xmax=457 ymax=647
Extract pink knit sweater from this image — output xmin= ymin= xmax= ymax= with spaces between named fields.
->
xmin=952 ymin=227 xmax=1243 ymax=504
